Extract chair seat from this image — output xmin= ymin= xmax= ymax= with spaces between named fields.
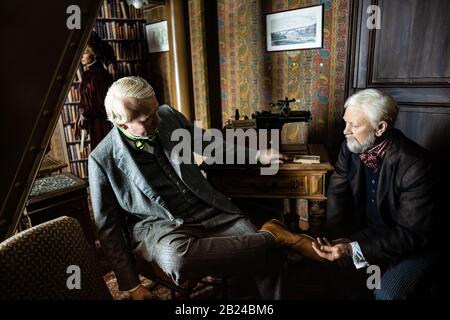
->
xmin=0 ymin=216 xmax=112 ymax=300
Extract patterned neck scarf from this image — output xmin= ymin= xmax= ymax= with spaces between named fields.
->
xmin=117 ymin=126 xmax=157 ymax=150
xmin=359 ymin=135 xmax=391 ymax=172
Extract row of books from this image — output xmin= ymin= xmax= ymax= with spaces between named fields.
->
xmin=63 ymin=124 xmax=90 ymax=143
xmin=98 ymin=0 xmax=143 ymax=19
xmin=65 ymin=87 xmax=80 ymax=103
xmin=68 ymin=143 xmax=91 ymax=161
xmin=61 ymin=104 xmax=80 ymax=124
xmin=95 ymin=21 xmax=145 ymax=40
xmin=73 ymin=66 xmax=83 ymax=83
xmin=109 ymin=42 xmax=147 ymax=60
xmin=70 ymin=162 xmax=88 ymax=179
xmin=108 ymin=61 xmax=145 ymax=79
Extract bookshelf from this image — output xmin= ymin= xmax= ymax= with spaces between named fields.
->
xmin=61 ymin=68 xmax=91 ymax=179
xmin=59 ymin=0 xmax=146 ymax=179
xmin=97 ymin=0 xmax=147 ymax=81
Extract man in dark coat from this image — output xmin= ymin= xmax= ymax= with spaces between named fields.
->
xmin=312 ymin=89 xmax=437 ymax=300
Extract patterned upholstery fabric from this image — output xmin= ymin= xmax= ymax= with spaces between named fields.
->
xmin=0 ymin=216 xmax=112 ymax=300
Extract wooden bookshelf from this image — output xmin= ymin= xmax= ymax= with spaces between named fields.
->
xmin=97 ymin=18 xmax=146 ymax=22
xmin=103 ymin=39 xmax=147 ymax=42
xmin=95 ymin=0 xmax=147 ymax=80
xmin=59 ymin=0 xmax=147 ymax=180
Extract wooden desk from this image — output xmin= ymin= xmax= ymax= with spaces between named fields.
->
xmin=24 ymin=173 xmax=95 ymax=245
xmin=201 ymin=144 xmax=334 ymax=235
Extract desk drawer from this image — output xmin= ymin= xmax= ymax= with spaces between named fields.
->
xmin=209 ymin=172 xmax=309 ymax=197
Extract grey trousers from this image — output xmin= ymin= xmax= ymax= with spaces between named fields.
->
xmin=149 ymin=217 xmax=285 ymax=299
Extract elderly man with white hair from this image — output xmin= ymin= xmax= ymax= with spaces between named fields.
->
xmin=312 ymin=89 xmax=438 ymax=299
xmin=88 ymin=76 xmax=324 ymax=300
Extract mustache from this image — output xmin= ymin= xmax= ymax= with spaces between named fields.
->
xmin=346 ymin=132 xmax=376 ymax=154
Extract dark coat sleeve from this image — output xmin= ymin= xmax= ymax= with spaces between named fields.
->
xmin=88 ymin=155 xmax=140 ymax=291
xmin=351 ymin=158 xmax=436 ymax=264
xmin=326 ymin=141 xmax=356 ymax=239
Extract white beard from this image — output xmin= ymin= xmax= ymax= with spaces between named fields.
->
xmin=346 ymin=132 xmax=376 ymax=154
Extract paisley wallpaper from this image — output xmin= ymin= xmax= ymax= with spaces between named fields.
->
xmin=145 ymin=0 xmax=350 ymax=157
xmin=188 ymin=0 xmax=210 ymax=128
xmin=216 ymin=0 xmax=350 ymax=153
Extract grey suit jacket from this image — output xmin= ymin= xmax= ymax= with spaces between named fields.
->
xmin=89 ymin=105 xmax=244 ymax=290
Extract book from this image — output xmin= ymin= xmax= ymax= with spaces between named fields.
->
xmin=231 ymin=119 xmax=257 ymax=129
xmin=293 ymin=155 xmax=320 ymax=164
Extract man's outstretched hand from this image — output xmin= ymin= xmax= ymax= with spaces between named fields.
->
xmin=311 ymin=237 xmax=353 ymax=264
xmin=258 ymin=148 xmax=288 ymax=165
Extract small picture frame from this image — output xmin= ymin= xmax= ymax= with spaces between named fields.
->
xmin=266 ymin=4 xmax=323 ymax=52
xmin=145 ymin=20 xmax=169 ymax=53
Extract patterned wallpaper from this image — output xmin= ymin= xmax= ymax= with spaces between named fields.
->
xmin=143 ymin=0 xmax=350 ymax=156
xmin=188 ymin=0 xmax=210 ymax=128
xmin=217 ymin=0 xmax=350 ymax=151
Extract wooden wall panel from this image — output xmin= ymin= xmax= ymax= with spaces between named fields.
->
xmin=372 ymin=0 xmax=450 ymax=85
xmin=395 ymin=106 xmax=450 ymax=154
xmin=348 ymin=0 xmax=450 ymax=201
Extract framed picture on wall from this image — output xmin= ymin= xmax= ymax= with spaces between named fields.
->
xmin=145 ymin=20 xmax=170 ymax=53
xmin=266 ymin=4 xmax=323 ymax=52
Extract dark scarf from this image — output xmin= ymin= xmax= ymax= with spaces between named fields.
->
xmin=359 ymin=134 xmax=391 ymax=172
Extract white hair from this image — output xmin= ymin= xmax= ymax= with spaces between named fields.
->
xmin=344 ymin=89 xmax=399 ymax=129
xmin=104 ymin=76 xmax=155 ymax=125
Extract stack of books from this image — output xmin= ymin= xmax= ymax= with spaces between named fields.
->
xmin=293 ymin=155 xmax=320 ymax=164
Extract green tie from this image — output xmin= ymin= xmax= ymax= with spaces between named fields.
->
xmin=117 ymin=126 xmax=157 ymax=150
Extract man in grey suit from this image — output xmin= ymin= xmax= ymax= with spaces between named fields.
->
xmin=89 ymin=76 xmax=321 ymax=300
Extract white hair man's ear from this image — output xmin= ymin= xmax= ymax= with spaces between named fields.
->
xmin=375 ymin=121 xmax=388 ymax=137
